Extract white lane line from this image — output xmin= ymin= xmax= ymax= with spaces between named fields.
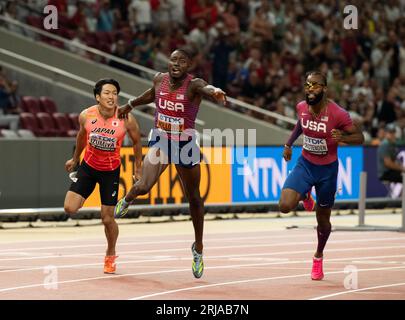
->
xmin=0 ymin=232 xmax=375 ymax=253
xmin=309 ymin=282 xmax=405 ymax=300
xmin=1 ymin=254 xmax=405 ymax=295
xmin=1 ymin=237 xmax=405 ymax=262
xmin=0 ymin=247 xmax=404 ymax=274
xmin=129 ymin=265 xmax=405 ymax=300
xmin=2 ymin=247 xmax=405 ymax=274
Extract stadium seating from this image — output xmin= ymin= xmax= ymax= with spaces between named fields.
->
xmin=39 ymin=96 xmax=58 ymax=114
xmin=52 ymin=112 xmax=78 ymax=137
xmin=17 ymin=129 xmax=35 ymax=138
xmin=0 ymin=129 xmax=19 ymax=138
xmin=36 ymin=112 xmax=63 ymax=136
xmin=68 ymin=113 xmax=80 ymax=131
xmin=21 ymin=96 xmax=41 ymax=114
xmin=25 ymin=15 xmax=42 ymax=29
xmin=19 ymin=112 xmax=44 ymax=136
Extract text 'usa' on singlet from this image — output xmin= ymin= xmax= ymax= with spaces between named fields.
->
xmin=154 ymin=73 xmax=199 ymax=140
xmin=296 ymin=100 xmax=353 ymax=165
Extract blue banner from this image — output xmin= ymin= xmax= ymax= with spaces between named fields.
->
xmin=232 ymin=146 xmax=363 ymax=203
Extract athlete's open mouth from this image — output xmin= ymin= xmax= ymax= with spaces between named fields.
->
xmin=307 ymin=94 xmax=315 ymax=100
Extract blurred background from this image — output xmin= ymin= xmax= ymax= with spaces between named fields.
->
xmin=0 ymin=0 xmax=404 ymax=223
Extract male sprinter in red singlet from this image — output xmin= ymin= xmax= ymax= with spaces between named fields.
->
xmin=64 ymin=79 xmax=142 ymax=274
xmin=114 ymin=47 xmax=227 ymax=278
xmin=279 ymin=71 xmax=364 ymax=280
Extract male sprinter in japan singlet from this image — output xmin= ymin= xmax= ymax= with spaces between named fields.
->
xmin=64 ymin=79 xmax=142 ymax=274
xmin=114 ymin=47 xmax=227 ymax=279
xmin=279 ymin=71 xmax=364 ymax=280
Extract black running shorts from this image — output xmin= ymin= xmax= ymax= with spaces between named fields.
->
xmin=69 ymin=160 xmax=120 ymax=206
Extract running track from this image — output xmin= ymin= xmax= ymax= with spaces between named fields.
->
xmin=1 ymin=228 xmax=405 ymax=300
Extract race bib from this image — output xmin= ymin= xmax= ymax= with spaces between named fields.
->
xmin=303 ymin=135 xmax=328 ymax=155
xmin=88 ymin=133 xmax=117 ymax=151
xmin=157 ymin=113 xmax=184 ymax=133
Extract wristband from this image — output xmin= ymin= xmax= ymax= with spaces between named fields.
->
xmin=128 ymin=98 xmax=136 ymax=109
xmin=284 ymin=144 xmax=292 ymax=149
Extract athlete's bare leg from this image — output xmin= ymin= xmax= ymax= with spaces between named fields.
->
xmin=64 ymin=191 xmax=85 ymax=214
xmin=175 ymin=164 xmax=204 ymax=254
xmin=278 ymin=188 xmax=302 ymax=213
xmin=314 ymin=206 xmax=332 ymax=258
xmin=125 ymin=147 xmax=169 ymax=202
xmin=101 ymin=205 xmax=118 ymax=256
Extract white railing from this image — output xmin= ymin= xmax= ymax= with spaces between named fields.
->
xmin=0 ymin=48 xmax=206 ymax=125
xmin=0 ymin=14 xmax=297 ymax=127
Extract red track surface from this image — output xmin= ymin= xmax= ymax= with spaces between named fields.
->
xmin=1 ymin=229 xmax=405 ymax=300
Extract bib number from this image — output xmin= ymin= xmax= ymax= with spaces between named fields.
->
xmin=157 ymin=113 xmax=184 ymax=133
xmin=303 ymin=135 xmax=328 ymax=155
xmin=89 ymin=133 xmax=117 ymax=151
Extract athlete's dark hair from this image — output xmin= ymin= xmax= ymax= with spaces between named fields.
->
xmin=93 ymin=78 xmax=120 ymax=98
xmin=305 ymin=71 xmax=327 ymax=86
xmin=174 ymin=46 xmax=196 ymax=60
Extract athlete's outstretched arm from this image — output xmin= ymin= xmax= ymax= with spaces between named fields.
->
xmin=117 ymin=73 xmax=161 ymax=118
xmin=192 ymin=78 xmax=227 ymax=106
xmin=331 ymin=122 xmax=365 ymax=145
xmin=125 ymin=114 xmax=143 ymax=181
xmin=283 ymin=120 xmax=302 ymax=161
xmin=65 ymin=110 xmax=87 ymax=172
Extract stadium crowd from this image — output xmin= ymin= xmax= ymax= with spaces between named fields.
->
xmin=1 ymin=0 xmax=405 ymax=144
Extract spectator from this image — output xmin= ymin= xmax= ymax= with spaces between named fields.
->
xmin=400 ymin=38 xmax=405 ymax=78
xmin=187 ymin=18 xmax=209 ymax=53
xmin=373 ymin=86 xmax=397 ymax=132
xmin=388 ymin=29 xmax=400 ymax=83
xmin=129 ymin=0 xmax=152 ymax=32
xmin=6 ymin=80 xmax=21 ymax=114
xmin=108 ymin=39 xmax=131 ymax=72
xmin=68 ymin=27 xmax=89 ymax=59
xmin=355 ymin=61 xmax=371 ymax=86
xmin=0 ymin=74 xmax=12 ymax=114
xmin=0 ymin=71 xmax=20 ymax=130
xmin=152 ymin=41 xmax=171 ymax=73
xmin=189 ymin=0 xmax=216 ymax=30
xmin=169 ymin=0 xmax=185 ymax=27
xmin=70 ymin=1 xmax=89 ymax=30
xmin=169 ymin=27 xmax=187 ymax=52
xmin=210 ymin=28 xmax=235 ymax=90
xmin=3 ymin=1 xmax=24 ymax=34
xmin=48 ymin=0 xmax=68 ymax=15
xmin=377 ymin=124 xmax=405 ymax=194
xmin=237 ymin=70 xmax=265 ymax=107
xmin=4 ymin=0 xmax=403 ymax=140
xmin=221 ymin=2 xmax=239 ymax=35
xmin=249 ymin=7 xmax=272 ymax=42
xmin=96 ymin=0 xmax=115 ymax=32
xmin=371 ymin=37 xmax=394 ymax=91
